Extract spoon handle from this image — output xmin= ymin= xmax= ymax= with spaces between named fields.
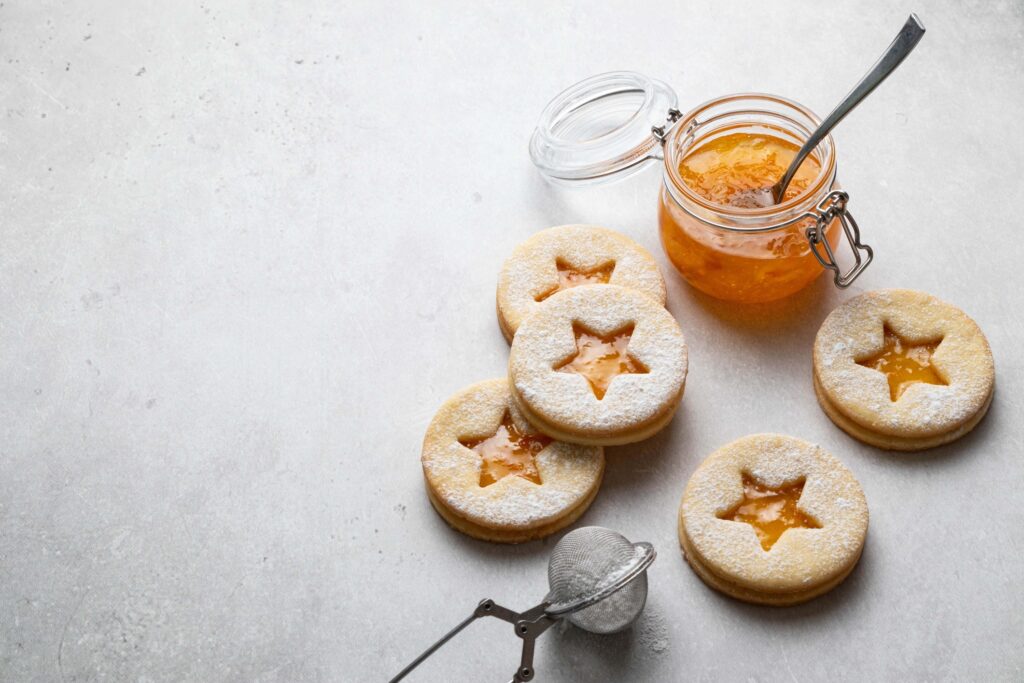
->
xmin=774 ymin=13 xmax=926 ymax=201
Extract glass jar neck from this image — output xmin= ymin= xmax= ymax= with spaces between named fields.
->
xmin=662 ymin=93 xmax=837 ymax=231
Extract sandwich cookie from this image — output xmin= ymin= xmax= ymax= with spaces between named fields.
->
xmin=678 ymin=434 xmax=868 ymax=606
xmin=813 ymin=289 xmax=995 ymax=451
xmin=509 ymin=284 xmax=687 ymax=446
xmin=422 ymin=379 xmax=604 ymax=543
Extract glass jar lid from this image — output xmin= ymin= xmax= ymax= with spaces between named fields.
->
xmin=530 ymin=71 xmax=678 ymax=185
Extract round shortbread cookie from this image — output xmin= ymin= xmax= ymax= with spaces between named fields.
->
xmin=678 ymin=434 xmax=868 ymax=606
xmin=496 ymin=225 xmax=666 ymax=343
xmin=813 ymin=289 xmax=995 ymax=451
xmin=508 ymin=284 xmax=687 ymax=446
xmin=675 ymin=436 xmax=868 ymax=606
xmin=421 ymin=378 xmax=604 ymax=543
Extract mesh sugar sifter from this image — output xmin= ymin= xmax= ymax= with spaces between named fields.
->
xmin=390 ymin=526 xmax=656 ymax=682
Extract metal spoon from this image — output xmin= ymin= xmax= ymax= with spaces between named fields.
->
xmin=766 ymin=13 xmax=926 ymax=205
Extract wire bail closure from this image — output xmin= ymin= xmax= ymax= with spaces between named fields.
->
xmin=651 ymin=108 xmax=683 ymax=143
xmin=805 ymin=190 xmax=873 ymax=288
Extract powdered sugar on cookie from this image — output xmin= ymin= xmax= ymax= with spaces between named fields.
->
xmin=422 ymin=379 xmax=604 ymax=535
xmin=813 ymin=289 xmax=994 ymax=440
xmin=497 ymin=225 xmax=666 ymax=342
xmin=679 ymin=434 xmax=868 ymax=597
xmin=508 ymin=285 xmax=688 ymax=444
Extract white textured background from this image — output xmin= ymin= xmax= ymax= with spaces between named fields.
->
xmin=1 ymin=1 xmax=1022 ymax=681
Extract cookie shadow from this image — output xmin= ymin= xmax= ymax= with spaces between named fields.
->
xmin=599 ymin=404 xmax=696 ymax=494
xmin=848 ymin=393 xmax=999 ymax=468
xmin=702 ymin=534 xmax=873 ymax=626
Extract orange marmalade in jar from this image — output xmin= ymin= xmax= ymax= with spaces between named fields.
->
xmin=530 ymin=74 xmax=873 ymax=303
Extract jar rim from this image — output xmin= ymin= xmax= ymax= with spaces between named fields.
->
xmin=662 ymin=92 xmax=837 ymax=228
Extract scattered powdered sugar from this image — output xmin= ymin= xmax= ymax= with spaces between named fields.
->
xmin=813 ymin=289 xmax=994 ymax=438
xmin=637 ymin=606 xmax=670 ymax=655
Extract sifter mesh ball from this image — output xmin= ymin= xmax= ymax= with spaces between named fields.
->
xmin=545 ymin=526 xmax=654 ymax=634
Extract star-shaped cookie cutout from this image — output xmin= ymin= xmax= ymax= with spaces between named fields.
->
xmin=718 ymin=473 xmax=821 ymax=551
xmin=554 ymin=322 xmax=648 ymax=400
xmin=856 ymin=324 xmax=947 ymax=401
xmin=535 ymin=259 xmax=615 ymax=302
xmin=459 ymin=412 xmax=550 ymax=487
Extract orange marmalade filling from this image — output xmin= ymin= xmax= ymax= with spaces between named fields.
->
xmin=856 ymin=325 xmax=946 ymax=401
xmin=460 ymin=412 xmax=550 ymax=487
xmin=535 ymin=259 xmax=615 ymax=302
xmin=555 ymin=323 xmax=647 ymax=400
xmin=719 ymin=474 xmax=821 ymax=551
xmin=677 ymin=132 xmax=820 ymax=208
xmin=658 ymin=131 xmax=839 ymax=303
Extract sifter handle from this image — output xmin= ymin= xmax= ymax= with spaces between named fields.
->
xmin=389 ymin=598 xmax=543 ymax=682
xmin=388 ymin=607 xmax=480 ymax=683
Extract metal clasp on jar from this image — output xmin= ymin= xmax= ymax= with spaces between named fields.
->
xmin=804 ymin=190 xmax=873 ymax=288
xmin=651 ymin=108 xmax=684 ymax=143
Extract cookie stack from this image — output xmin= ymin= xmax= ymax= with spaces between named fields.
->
xmin=421 ymin=225 xmax=689 ymax=543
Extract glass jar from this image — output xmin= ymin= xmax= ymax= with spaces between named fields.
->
xmin=530 ymin=72 xmax=873 ymax=302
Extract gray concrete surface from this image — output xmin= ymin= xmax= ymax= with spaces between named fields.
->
xmin=2 ymin=1 xmax=1022 ymax=681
